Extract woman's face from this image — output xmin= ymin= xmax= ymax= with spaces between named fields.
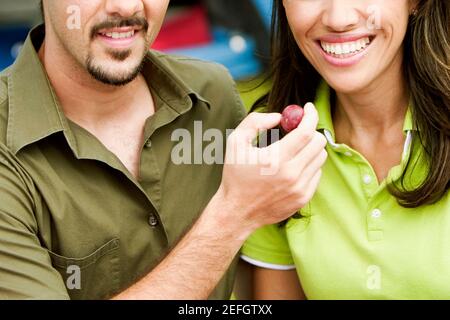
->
xmin=283 ymin=0 xmax=413 ymax=93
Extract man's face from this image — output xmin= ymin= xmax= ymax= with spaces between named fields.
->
xmin=44 ymin=0 xmax=170 ymax=86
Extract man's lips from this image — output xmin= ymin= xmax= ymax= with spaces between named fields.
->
xmin=95 ymin=27 xmax=143 ymax=49
xmin=90 ymin=17 xmax=149 ymax=43
xmin=97 ymin=26 xmax=143 ymax=35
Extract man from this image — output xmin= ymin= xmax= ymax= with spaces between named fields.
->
xmin=0 ymin=0 xmax=326 ymax=299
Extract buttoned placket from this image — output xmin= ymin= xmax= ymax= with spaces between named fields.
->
xmin=323 ymin=129 xmax=414 ymax=242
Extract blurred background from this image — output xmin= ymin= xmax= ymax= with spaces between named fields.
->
xmin=0 ymin=0 xmax=272 ymax=81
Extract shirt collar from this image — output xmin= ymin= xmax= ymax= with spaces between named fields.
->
xmin=6 ymin=24 xmax=210 ymax=155
xmin=7 ymin=25 xmax=68 ymax=155
xmin=143 ymin=50 xmax=211 ymax=114
xmin=315 ymin=81 xmax=334 ymax=135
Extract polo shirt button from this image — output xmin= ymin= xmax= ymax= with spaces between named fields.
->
xmin=363 ymin=174 xmax=373 ymax=185
xmin=371 ymin=209 xmax=382 ymax=219
xmin=344 ymin=151 xmax=353 ymax=157
xmin=148 ymin=214 xmax=159 ymax=227
xmin=145 ymin=140 xmax=152 ymax=148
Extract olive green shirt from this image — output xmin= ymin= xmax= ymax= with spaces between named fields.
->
xmin=0 ymin=25 xmax=246 ymax=300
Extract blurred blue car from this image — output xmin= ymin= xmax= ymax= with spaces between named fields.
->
xmin=0 ymin=26 xmax=30 ymax=71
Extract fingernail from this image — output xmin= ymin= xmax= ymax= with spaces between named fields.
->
xmin=303 ymin=103 xmax=314 ymax=113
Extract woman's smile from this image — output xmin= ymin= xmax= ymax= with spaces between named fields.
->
xmin=316 ymin=34 xmax=376 ymax=67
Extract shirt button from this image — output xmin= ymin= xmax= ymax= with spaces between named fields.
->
xmin=371 ymin=209 xmax=382 ymax=219
xmin=145 ymin=140 xmax=152 ymax=148
xmin=344 ymin=151 xmax=353 ymax=157
xmin=363 ymin=174 xmax=373 ymax=185
xmin=148 ymin=214 xmax=159 ymax=227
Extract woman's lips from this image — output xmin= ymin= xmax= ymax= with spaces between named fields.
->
xmin=316 ymin=35 xmax=376 ymax=67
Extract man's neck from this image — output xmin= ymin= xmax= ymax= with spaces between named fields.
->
xmin=38 ymin=36 xmax=153 ymax=130
xmin=38 ymin=34 xmax=155 ymax=179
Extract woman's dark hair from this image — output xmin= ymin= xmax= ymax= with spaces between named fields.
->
xmin=39 ymin=0 xmax=44 ymax=20
xmin=254 ymin=0 xmax=449 ymax=208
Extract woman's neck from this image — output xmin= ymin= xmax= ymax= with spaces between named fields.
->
xmin=333 ymin=54 xmax=409 ymax=142
xmin=332 ymin=53 xmax=410 ymax=182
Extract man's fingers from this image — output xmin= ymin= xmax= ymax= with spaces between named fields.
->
xmin=288 ymin=132 xmax=328 ymax=173
xmin=295 ymin=149 xmax=328 ymax=184
xmin=281 ymin=102 xmax=319 ymax=150
xmin=234 ymin=112 xmax=282 ymax=143
xmin=293 ymin=169 xmax=323 ymax=208
xmin=302 ymin=169 xmax=323 ymax=202
xmin=270 ymin=103 xmax=319 ymax=158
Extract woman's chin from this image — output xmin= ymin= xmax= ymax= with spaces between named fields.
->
xmin=322 ymin=74 xmax=374 ymax=94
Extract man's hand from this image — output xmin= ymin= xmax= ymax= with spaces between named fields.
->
xmin=114 ymin=103 xmax=327 ymax=300
xmin=218 ymin=102 xmax=327 ymax=232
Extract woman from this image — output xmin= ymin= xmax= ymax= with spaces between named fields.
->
xmin=240 ymin=0 xmax=449 ymax=299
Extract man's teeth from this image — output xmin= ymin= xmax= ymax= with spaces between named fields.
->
xmin=320 ymin=37 xmax=371 ymax=56
xmin=102 ymin=30 xmax=135 ymax=39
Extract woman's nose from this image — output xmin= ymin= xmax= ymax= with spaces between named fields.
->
xmin=321 ymin=0 xmax=361 ymax=32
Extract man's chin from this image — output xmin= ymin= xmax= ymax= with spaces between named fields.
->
xmin=85 ymin=51 xmax=147 ymax=86
xmin=86 ymin=61 xmax=144 ymax=86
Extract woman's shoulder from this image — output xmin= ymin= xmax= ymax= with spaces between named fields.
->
xmin=237 ymin=78 xmax=272 ymax=113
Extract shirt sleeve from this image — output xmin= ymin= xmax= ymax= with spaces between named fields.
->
xmin=213 ymin=64 xmax=247 ymax=130
xmin=240 ymin=224 xmax=296 ymax=270
xmin=0 ymin=150 xmax=70 ymax=299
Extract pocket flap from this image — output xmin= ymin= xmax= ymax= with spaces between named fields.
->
xmin=48 ymin=238 xmax=120 ymax=269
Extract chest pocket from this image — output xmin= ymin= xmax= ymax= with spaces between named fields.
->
xmin=47 ymin=238 xmax=120 ymax=300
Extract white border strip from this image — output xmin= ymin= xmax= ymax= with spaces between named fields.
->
xmin=323 ymin=129 xmax=339 ymax=149
xmin=240 ymin=255 xmax=296 ymax=271
xmin=402 ymin=131 xmax=413 ymax=161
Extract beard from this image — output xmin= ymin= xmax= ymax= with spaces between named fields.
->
xmin=86 ymin=47 xmax=146 ymax=86
xmin=85 ymin=16 xmax=150 ymax=86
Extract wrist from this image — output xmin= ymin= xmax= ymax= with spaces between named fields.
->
xmin=203 ymin=187 xmax=259 ymax=243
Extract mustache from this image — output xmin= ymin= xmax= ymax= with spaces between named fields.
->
xmin=90 ymin=16 xmax=149 ymax=39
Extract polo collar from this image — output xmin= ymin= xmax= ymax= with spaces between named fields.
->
xmin=315 ymin=81 xmax=416 ymax=139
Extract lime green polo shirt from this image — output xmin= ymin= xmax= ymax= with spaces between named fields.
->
xmin=0 ymin=25 xmax=246 ymax=299
xmin=241 ymin=82 xmax=450 ymax=299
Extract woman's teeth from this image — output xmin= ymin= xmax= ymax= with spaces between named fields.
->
xmin=320 ymin=37 xmax=371 ymax=56
xmin=101 ymin=30 xmax=135 ymax=39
